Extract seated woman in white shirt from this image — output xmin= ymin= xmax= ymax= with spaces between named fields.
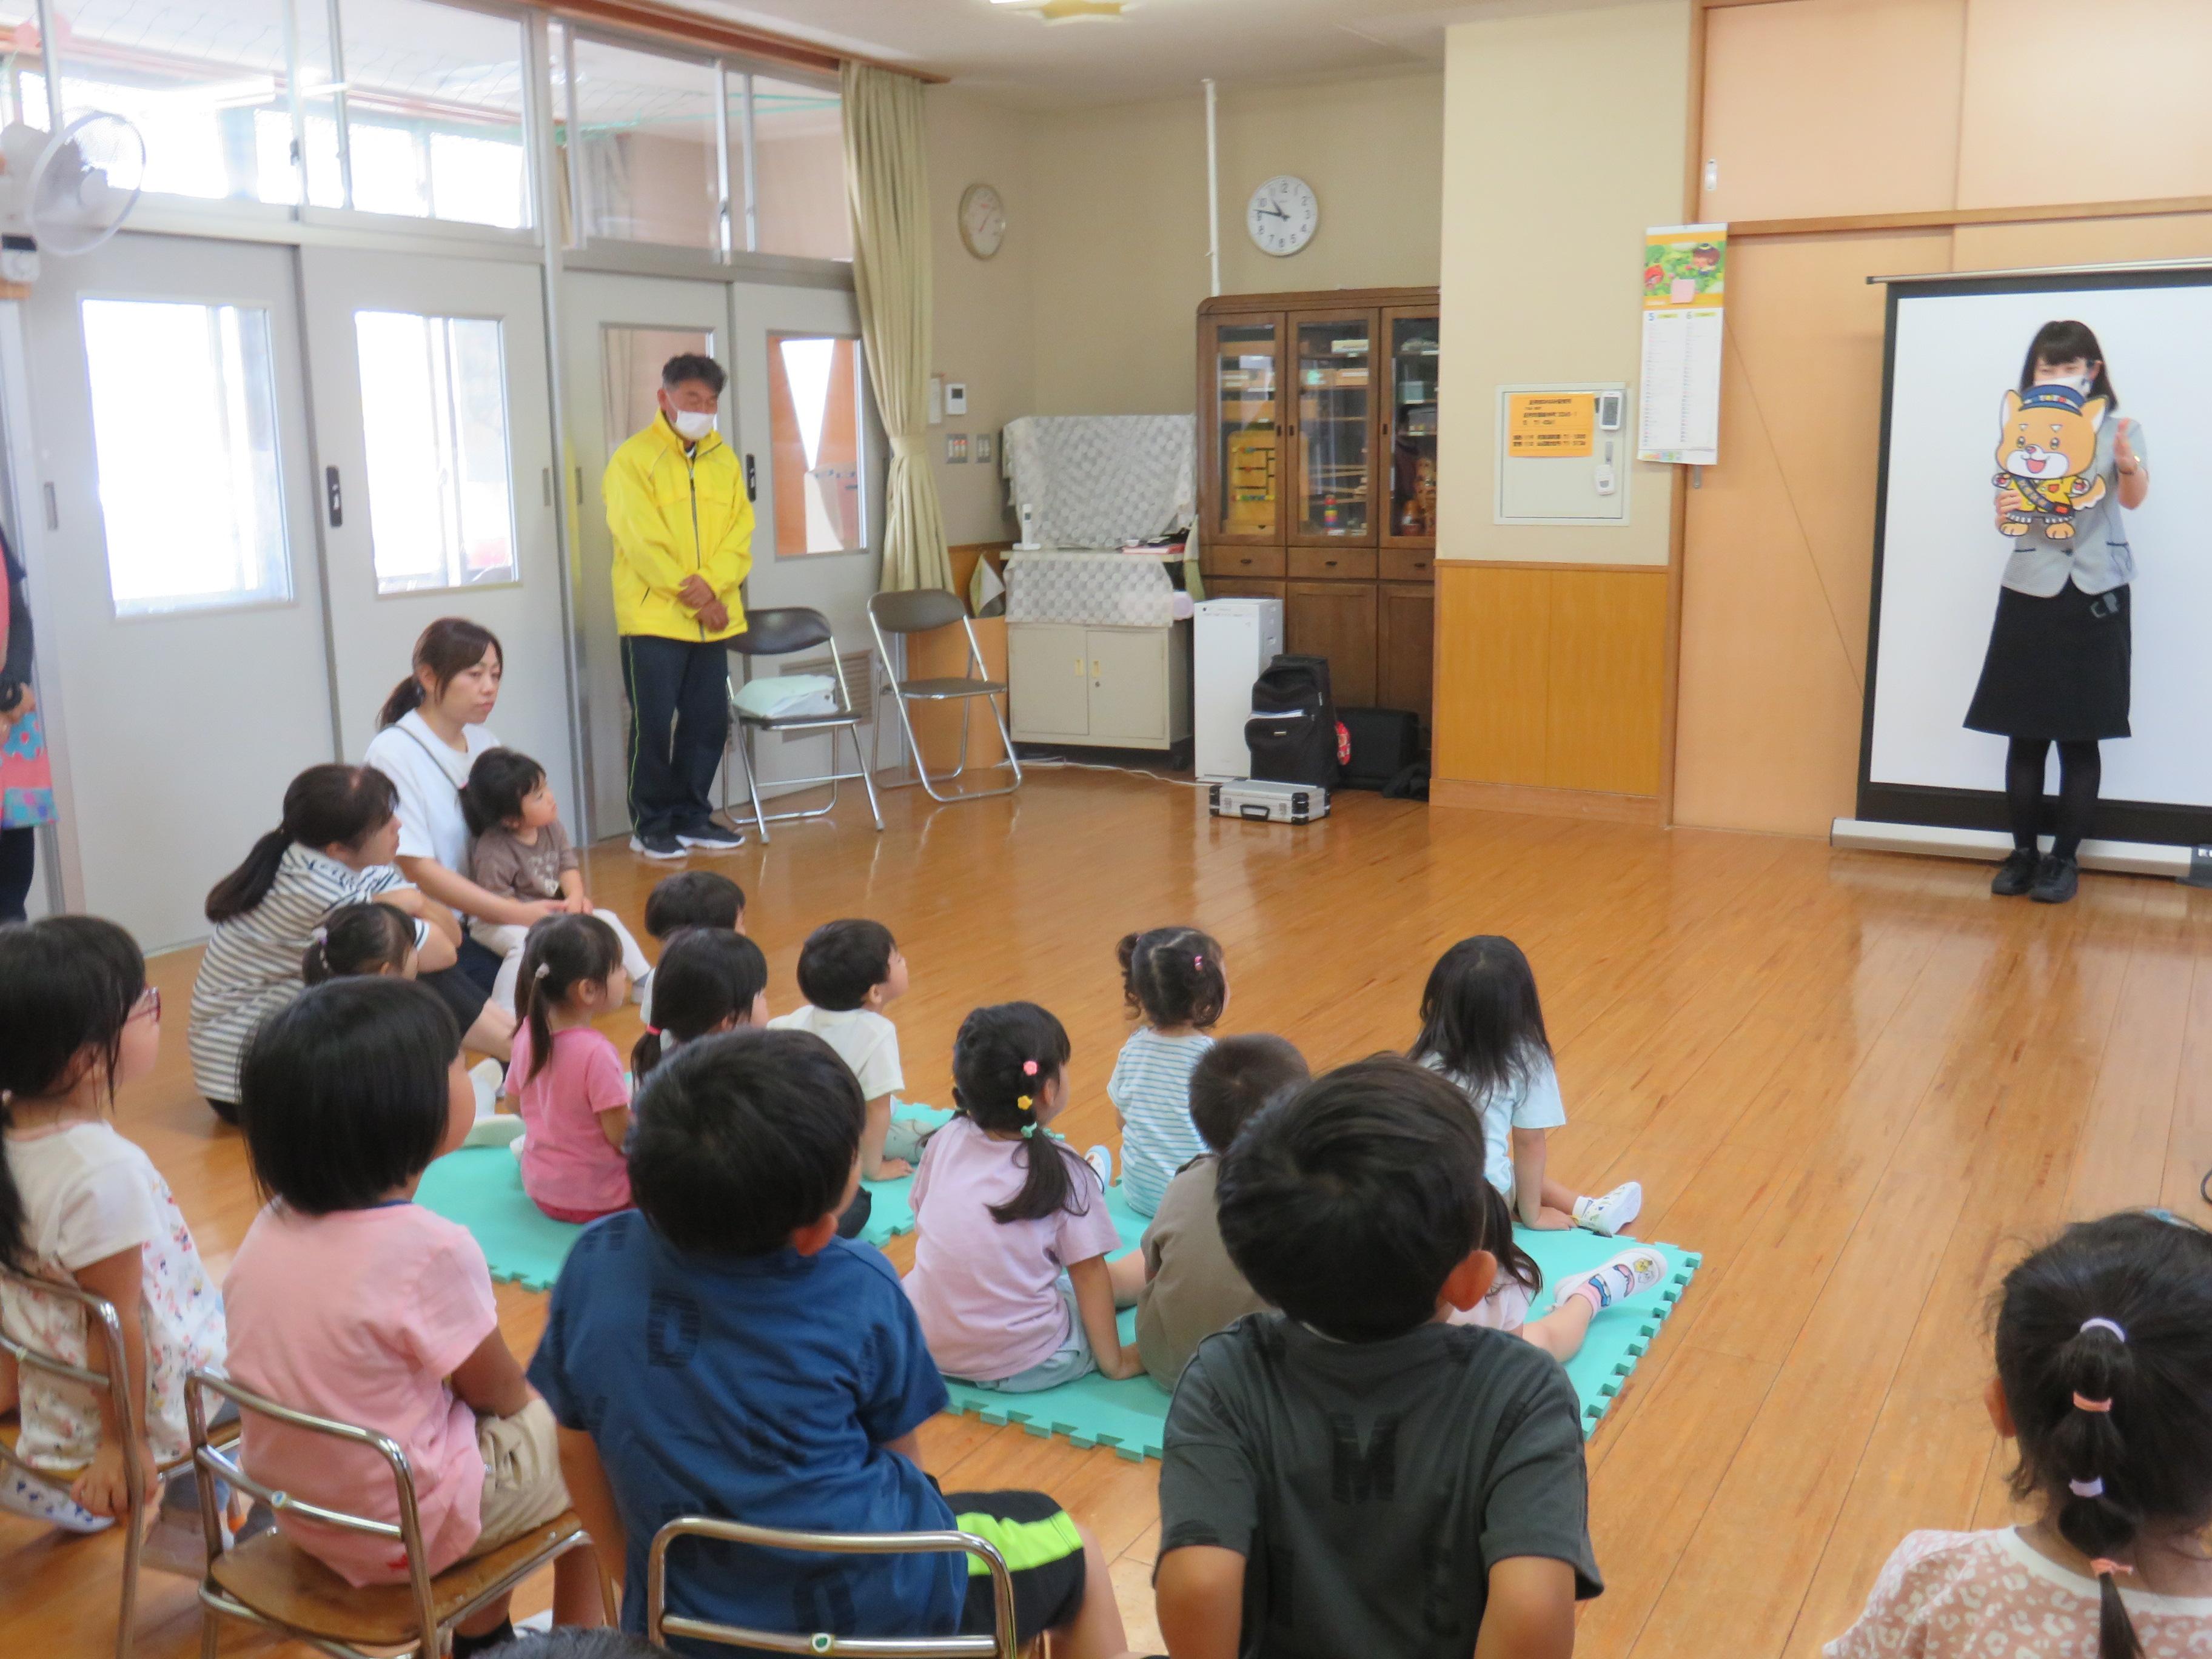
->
xmin=363 ymin=620 xmax=563 ymax=1062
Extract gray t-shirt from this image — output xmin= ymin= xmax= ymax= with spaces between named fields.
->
xmin=1999 ymin=415 xmax=2144 ymax=598
xmin=466 ymin=819 xmax=577 ymax=902
xmin=1159 ymin=1313 xmax=1601 ymax=1658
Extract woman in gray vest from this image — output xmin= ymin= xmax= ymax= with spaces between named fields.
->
xmin=1966 ymin=321 xmax=2148 ymax=905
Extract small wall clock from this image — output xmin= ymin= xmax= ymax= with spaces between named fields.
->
xmin=1246 ymin=175 xmax=1318 ymax=256
xmin=959 ymin=182 xmax=1007 ymax=260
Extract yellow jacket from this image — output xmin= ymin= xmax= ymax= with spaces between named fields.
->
xmin=605 ymin=417 xmax=754 ymax=643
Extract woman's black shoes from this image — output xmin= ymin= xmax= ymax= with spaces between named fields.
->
xmin=2029 ymin=854 xmax=2080 ymax=904
xmin=1991 ymin=850 xmax=2040 ymax=896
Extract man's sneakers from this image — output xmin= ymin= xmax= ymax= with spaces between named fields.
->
xmin=677 ymin=821 xmax=746 ymax=851
xmin=1570 ymin=1181 xmax=1643 ymax=1237
xmin=1555 ymin=1245 xmax=1668 ymax=1318
xmin=630 ymin=831 xmax=685 ymax=861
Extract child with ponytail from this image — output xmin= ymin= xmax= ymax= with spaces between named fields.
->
xmin=1111 ymin=926 xmax=1228 ymax=1216
xmin=190 ymin=764 xmax=460 ymax=1120
xmin=0 ymin=918 xmax=227 ymax=1537
xmin=903 ymin=1002 xmax=1141 ymax=1389
xmin=1827 ymin=1212 xmax=2212 ymax=1659
xmin=507 ymin=915 xmax=633 ymax=1224
xmin=629 ymin=928 xmax=769 ymax=1082
xmin=301 ymin=902 xmax=420 ymax=984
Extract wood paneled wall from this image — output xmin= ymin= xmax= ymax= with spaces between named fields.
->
xmin=1675 ymin=0 xmax=2212 ymax=836
xmin=1433 ymin=563 xmax=1668 ymax=811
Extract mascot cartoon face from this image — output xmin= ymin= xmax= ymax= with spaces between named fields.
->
xmin=1994 ymin=384 xmax=2108 ymax=538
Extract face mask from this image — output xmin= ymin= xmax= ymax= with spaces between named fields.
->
xmin=670 ymin=408 xmax=715 ymax=443
xmin=2042 ymin=373 xmax=2095 ymax=397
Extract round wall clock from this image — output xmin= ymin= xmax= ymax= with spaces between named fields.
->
xmin=1246 ymin=175 xmax=1318 ymax=256
xmin=959 ymin=182 xmax=1007 ymax=260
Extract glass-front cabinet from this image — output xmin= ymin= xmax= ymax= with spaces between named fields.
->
xmin=1204 ymin=315 xmax=1283 ymax=546
xmin=1290 ymin=312 xmax=1375 ymax=543
xmin=1197 ymin=287 xmax=1439 ymax=728
xmin=1384 ymin=307 xmax=1439 ymax=547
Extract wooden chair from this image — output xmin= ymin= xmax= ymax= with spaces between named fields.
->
xmin=1 ymin=1263 xmax=235 ymax=1659
xmin=722 ymin=605 xmax=885 ymax=843
xmin=646 ymin=1513 xmax=1019 ymax=1658
xmin=184 ymin=1370 xmax=604 ymax=1658
xmin=867 ymin=589 xmax=1022 ymax=804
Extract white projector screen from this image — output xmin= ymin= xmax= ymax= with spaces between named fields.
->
xmin=1860 ymin=266 xmax=2212 ymax=845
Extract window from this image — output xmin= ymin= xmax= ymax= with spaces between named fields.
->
xmin=81 ymin=299 xmax=290 ymax=615
xmin=734 ymin=72 xmax=850 ymax=261
xmin=302 ymin=0 xmax=531 ymax=229
xmin=354 ymin=312 xmax=517 ymax=592
xmin=565 ymin=35 xmax=722 ymax=250
xmin=34 ymin=0 xmax=300 ymax=203
xmin=602 ymin=326 xmax=714 ymax=461
xmin=768 ymin=334 xmax=865 ymax=555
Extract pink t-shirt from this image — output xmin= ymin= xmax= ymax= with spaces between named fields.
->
xmin=223 ymin=1202 xmax=498 ymax=1586
xmin=1826 ymin=1529 xmax=2212 ymax=1659
xmin=901 ymin=1117 xmax=1123 ymax=1381
xmin=507 ymin=1025 xmax=632 ymax=1219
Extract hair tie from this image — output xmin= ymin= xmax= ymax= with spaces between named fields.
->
xmin=534 ymin=963 xmax=551 ymax=980
xmin=2089 ymin=1559 xmax=2134 ymax=1579
xmin=2072 ymin=1392 xmax=2113 ymax=1413
xmin=1019 ymin=1123 xmax=1037 ymax=1139
xmin=1193 ymin=953 xmax=1204 ymax=969
xmin=1021 ymin=1060 xmax=1039 ymax=1077
xmin=2079 ymin=1317 xmax=2127 ymax=1343
xmin=1016 ymin=1094 xmax=1033 ymax=1113
xmin=646 ymin=1025 xmax=662 ymax=1037
xmin=310 ymin=926 xmax=328 ymax=945
xmin=2069 ymin=1477 xmax=2106 ymax=1499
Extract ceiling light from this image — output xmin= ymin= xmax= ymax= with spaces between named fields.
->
xmin=991 ymin=0 xmax=1130 ymax=15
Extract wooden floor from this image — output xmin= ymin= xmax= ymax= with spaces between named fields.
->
xmin=9 ymin=769 xmax=2212 ymax=1657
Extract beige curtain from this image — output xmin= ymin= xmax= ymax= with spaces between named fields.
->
xmin=842 ymin=61 xmax=953 ymax=594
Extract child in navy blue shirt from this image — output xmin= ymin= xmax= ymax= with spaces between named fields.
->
xmin=527 ymin=1027 xmax=1139 ymax=1658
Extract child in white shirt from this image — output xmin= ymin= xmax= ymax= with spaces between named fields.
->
xmin=767 ymin=919 xmax=916 ymax=1180
xmin=1 ymin=917 xmax=226 ymax=1539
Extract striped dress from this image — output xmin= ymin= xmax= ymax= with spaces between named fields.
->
xmin=1109 ymin=1027 xmax=1216 ymax=1217
xmin=188 ymin=844 xmax=417 ymax=1106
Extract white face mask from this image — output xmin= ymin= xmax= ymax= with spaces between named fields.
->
xmin=669 ymin=408 xmax=716 ymax=443
xmin=2038 ymin=371 xmax=2095 ymax=397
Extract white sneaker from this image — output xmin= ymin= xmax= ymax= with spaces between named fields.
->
xmin=1084 ymin=1145 xmax=1114 ymax=1191
xmin=1572 ymin=1182 xmax=1643 ymax=1237
xmin=1557 ymin=1245 xmax=1667 ymax=1313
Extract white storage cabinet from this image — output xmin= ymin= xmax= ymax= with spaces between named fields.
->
xmin=1009 ymin=621 xmax=1191 ymax=750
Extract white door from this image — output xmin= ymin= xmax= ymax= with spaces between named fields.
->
xmin=725 ymin=280 xmax=888 ymax=796
xmin=1088 ymin=628 xmax=1170 ymax=744
xmin=18 ymin=233 xmax=333 ymax=948
xmin=559 ymin=272 xmax=728 ymax=838
xmin=298 ymin=248 xmax=577 ymax=825
xmin=1009 ymin=624 xmax=1090 ymax=740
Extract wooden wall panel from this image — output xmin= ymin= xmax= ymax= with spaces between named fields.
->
xmin=1674 ymin=229 xmax=1952 ymax=836
xmin=1700 ymin=0 xmax=1965 ymax=224
xmin=1433 ymin=564 xmax=1665 ymax=799
xmin=1957 ymin=0 xmax=2212 ymax=209
xmin=1548 ymin=571 xmax=1667 ymax=796
xmin=1435 ymin=565 xmax=1552 ymax=786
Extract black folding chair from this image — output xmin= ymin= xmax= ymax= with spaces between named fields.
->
xmin=723 ymin=606 xmax=884 ymax=843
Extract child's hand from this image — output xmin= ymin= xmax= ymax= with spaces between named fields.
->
xmin=72 ymin=1437 xmax=155 ymax=1518
xmin=560 ymin=893 xmax=594 ymax=916
xmin=866 ymin=1156 xmax=913 ymax=1182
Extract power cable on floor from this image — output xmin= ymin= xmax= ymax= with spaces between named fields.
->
xmin=1019 ymin=757 xmax=1212 ymax=790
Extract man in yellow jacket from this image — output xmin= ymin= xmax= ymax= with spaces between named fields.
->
xmin=605 ymin=353 xmax=753 ymax=859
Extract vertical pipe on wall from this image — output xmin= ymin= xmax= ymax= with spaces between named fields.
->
xmin=1203 ymin=78 xmax=1221 ymax=297
xmin=31 ymin=0 xmax=61 ymax=129
xmin=712 ymin=60 xmax=736 ymax=262
xmin=324 ymin=0 xmax=354 ymax=209
xmin=737 ymin=72 xmax=759 ymax=253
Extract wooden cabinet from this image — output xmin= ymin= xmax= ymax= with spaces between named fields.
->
xmin=1199 ymin=285 xmax=1437 ymax=734
xmin=1008 ymin=621 xmax=1191 ymax=751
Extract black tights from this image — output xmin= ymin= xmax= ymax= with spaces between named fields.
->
xmin=2005 ymin=738 xmax=2101 ymax=861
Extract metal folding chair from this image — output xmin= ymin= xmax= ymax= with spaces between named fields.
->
xmin=866 ymin=589 xmax=1022 ymax=804
xmin=647 ymin=1513 xmax=1019 ymax=1658
xmin=184 ymin=1370 xmax=606 ymax=1658
xmin=722 ymin=606 xmax=885 ymax=843
xmin=1 ymin=1264 xmax=233 ymax=1659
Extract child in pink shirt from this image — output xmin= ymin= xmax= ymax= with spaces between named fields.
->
xmin=508 ymin=913 xmax=632 ymax=1224
xmin=903 ymin=1002 xmax=1141 ymax=1390
xmin=1827 ymin=1212 xmax=2212 ymax=1659
xmin=224 ymin=977 xmax=602 ymax=1651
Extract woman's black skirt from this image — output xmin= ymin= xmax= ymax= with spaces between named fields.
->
xmin=1964 ymin=581 xmax=2131 ymax=742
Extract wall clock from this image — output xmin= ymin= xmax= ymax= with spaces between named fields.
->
xmin=1246 ymin=175 xmax=1318 ymax=256
xmin=959 ymin=182 xmax=1007 ymax=260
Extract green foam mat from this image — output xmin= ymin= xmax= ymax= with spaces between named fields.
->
xmin=416 ymin=1104 xmax=957 ymax=1290
xmin=939 ymin=1191 xmax=1701 ymax=1461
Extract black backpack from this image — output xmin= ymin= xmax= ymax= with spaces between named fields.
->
xmin=1245 ymin=654 xmax=1340 ymax=788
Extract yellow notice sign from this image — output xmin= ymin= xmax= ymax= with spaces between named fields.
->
xmin=1507 ymin=394 xmax=1595 ymax=457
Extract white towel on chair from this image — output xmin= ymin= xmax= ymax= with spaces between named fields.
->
xmin=734 ymin=675 xmax=839 ymax=719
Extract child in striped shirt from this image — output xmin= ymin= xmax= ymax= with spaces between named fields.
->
xmin=1108 ymin=927 xmax=1227 ymax=1216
